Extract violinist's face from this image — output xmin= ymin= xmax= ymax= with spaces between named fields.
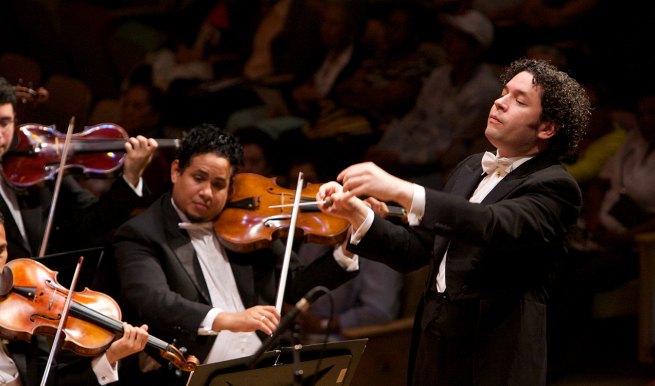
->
xmin=0 ymin=103 xmax=16 ymax=158
xmin=171 ymin=153 xmax=232 ymax=222
xmin=0 ymin=223 xmax=7 ymax=270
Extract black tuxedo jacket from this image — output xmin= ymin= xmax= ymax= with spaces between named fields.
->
xmin=349 ymin=152 xmax=582 ymax=385
xmin=7 ymin=338 xmax=103 ymax=386
xmin=110 ymin=191 xmax=358 ymax=367
xmin=0 ymin=175 xmax=144 ymax=260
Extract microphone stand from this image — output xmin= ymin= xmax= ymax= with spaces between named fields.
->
xmin=292 ymin=324 xmax=303 ymax=386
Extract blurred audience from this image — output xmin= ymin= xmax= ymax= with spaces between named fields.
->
xmin=365 ymin=9 xmax=500 ymax=189
xmin=233 ymin=126 xmax=276 ymax=177
xmin=548 ymin=90 xmax=655 ymax=370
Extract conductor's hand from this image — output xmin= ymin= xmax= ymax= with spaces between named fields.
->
xmin=337 ymin=162 xmax=414 ymax=210
xmin=105 ymin=323 xmax=149 ymax=365
xmin=212 ymin=305 xmax=281 ymax=335
xmin=123 ymin=136 xmax=158 ymax=187
xmin=317 ymin=181 xmax=369 ymax=230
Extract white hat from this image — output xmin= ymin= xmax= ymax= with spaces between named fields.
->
xmin=442 ymin=10 xmax=494 ymax=49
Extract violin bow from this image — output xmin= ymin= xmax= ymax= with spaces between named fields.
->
xmin=38 ymin=117 xmax=75 ymax=257
xmin=39 ymin=256 xmax=84 ymax=386
xmin=274 ymin=172 xmax=305 ymax=314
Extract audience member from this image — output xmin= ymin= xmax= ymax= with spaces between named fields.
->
xmin=365 ymin=9 xmax=501 ymax=189
xmin=309 ymin=1 xmax=435 ymax=137
xmin=233 ymin=126 xmax=275 ymax=177
xmin=226 ymin=0 xmax=370 ymax=139
xmin=549 ymin=90 xmax=655 ymax=368
xmin=78 ymin=82 xmax=173 ymax=205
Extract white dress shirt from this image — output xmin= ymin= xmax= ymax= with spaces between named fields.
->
xmin=352 ymin=151 xmax=533 ymax=292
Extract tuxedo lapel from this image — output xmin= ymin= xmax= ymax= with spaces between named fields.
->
xmin=448 ymin=155 xmax=485 ymax=198
xmin=162 ymin=196 xmax=212 ymax=304
xmin=0 ymin=193 xmax=32 ymax=259
xmin=482 ymin=153 xmax=560 ymax=204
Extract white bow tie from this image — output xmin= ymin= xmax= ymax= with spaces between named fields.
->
xmin=481 ymin=151 xmax=514 ymax=177
xmin=179 ymin=221 xmax=214 ymax=234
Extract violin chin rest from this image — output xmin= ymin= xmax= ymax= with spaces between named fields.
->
xmin=0 ymin=266 xmax=14 ymax=296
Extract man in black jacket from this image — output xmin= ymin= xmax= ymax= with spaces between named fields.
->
xmin=316 ymin=59 xmax=591 ymax=385
xmin=0 ymin=77 xmax=157 ymax=261
xmin=0 ymin=213 xmax=149 ymax=386
xmin=111 ymin=124 xmax=359 ymax=385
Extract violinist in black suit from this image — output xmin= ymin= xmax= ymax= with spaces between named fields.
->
xmin=0 ymin=213 xmax=150 ymax=386
xmin=109 ymin=124 xmax=358 ymax=385
xmin=316 ymin=59 xmax=591 ymax=386
xmin=0 ymin=77 xmax=157 ymax=261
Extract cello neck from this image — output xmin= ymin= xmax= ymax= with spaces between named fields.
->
xmin=73 ymin=138 xmax=180 ymax=154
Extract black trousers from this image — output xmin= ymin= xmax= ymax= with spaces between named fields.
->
xmin=412 ymin=291 xmax=479 ymax=386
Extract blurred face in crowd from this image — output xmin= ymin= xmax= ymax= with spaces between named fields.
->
xmin=171 ymin=153 xmax=232 ymax=222
xmin=120 ymin=85 xmax=161 ymax=136
xmin=486 ymin=71 xmax=557 ymax=158
xmin=321 ymin=5 xmax=352 ymax=49
xmin=288 ymin=162 xmax=320 ymax=189
xmin=384 ymin=9 xmax=411 ymax=51
xmin=240 ymin=143 xmax=271 ymax=176
xmin=637 ymin=94 xmax=655 ymax=147
xmin=0 ymin=223 xmax=7 ymax=270
xmin=442 ymin=27 xmax=479 ymax=65
xmin=0 ymin=103 xmax=15 ymax=158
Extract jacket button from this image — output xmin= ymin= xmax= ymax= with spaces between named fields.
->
xmin=471 ymin=259 xmax=479 ymax=267
xmin=461 ymin=285 xmax=469 ymax=294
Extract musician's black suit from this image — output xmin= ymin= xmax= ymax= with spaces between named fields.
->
xmin=0 ymin=175 xmax=144 ymax=260
xmin=109 ymin=191 xmax=358 ymax=384
xmin=348 ymin=152 xmax=582 ymax=386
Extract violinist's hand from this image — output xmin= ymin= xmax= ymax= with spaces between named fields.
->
xmin=363 ymin=197 xmax=389 ymax=218
xmin=337 ymin=162 xmax=413 ymax=210
xmin=212 ymin=305 xmax=280 ymax=335
xmin=317 ymin=181 xmax=369 ymax=230
xmin=105 ymin=323 xmax=149 ymax=365
xmin=123 ymin=136 xmax=158 ymax=187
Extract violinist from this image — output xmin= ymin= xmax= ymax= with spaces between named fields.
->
xmin=0 ymin=77 xmax=158 ymax=261
xmin=0 ymin=212 xmax=150 ymax=386
xmin=107 ymin=124 xmax=359 ymax=385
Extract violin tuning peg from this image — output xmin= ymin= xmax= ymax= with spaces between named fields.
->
xmin=180 ymin=347 xmax=187 ymax=354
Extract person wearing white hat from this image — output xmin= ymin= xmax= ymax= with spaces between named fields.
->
xmin=366 ymin=10 xmax=501 ymax=187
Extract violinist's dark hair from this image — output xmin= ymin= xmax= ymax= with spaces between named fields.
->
xmin=500 ymin=59 xmax=591 ymax=162
xmin=0 ymin=78 xmax=17 ymax=110
xmin=0 ymin=212 xmax=4 ymax=225
xmin=175 ymin=123 xmax=244 ymax=179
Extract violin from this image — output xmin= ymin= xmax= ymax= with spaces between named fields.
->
xmin=214 ymin=173 xmax=351 ymax=253
xmin=0 ymin=258 xmax=199 ymax=372
xmin=1 ymin=123 xmax=179 ymax=190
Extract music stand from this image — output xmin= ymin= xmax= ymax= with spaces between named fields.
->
xmin=33 ymin=246 xmax=104 ymax=291
xmin=187 ymin=339 xmax=367 ymax=386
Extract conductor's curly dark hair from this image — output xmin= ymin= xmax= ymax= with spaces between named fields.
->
xmin=175 ymin=123 xmax=244 ymax=180
xmin=501 ymin=59 xmax=590 ymax=162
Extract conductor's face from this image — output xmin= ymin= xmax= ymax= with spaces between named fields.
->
xmin=485 ymin=71 xmax=556 ymax=158
xmin=171 ymin=153 xmax=232 ymax=223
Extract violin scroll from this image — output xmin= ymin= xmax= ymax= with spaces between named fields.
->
xmin=161 ymin=344 xmax=199 ymax=372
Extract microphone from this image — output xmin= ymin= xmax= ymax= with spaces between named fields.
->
xmin=245 ymin=286 xmax=328 ymax=368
